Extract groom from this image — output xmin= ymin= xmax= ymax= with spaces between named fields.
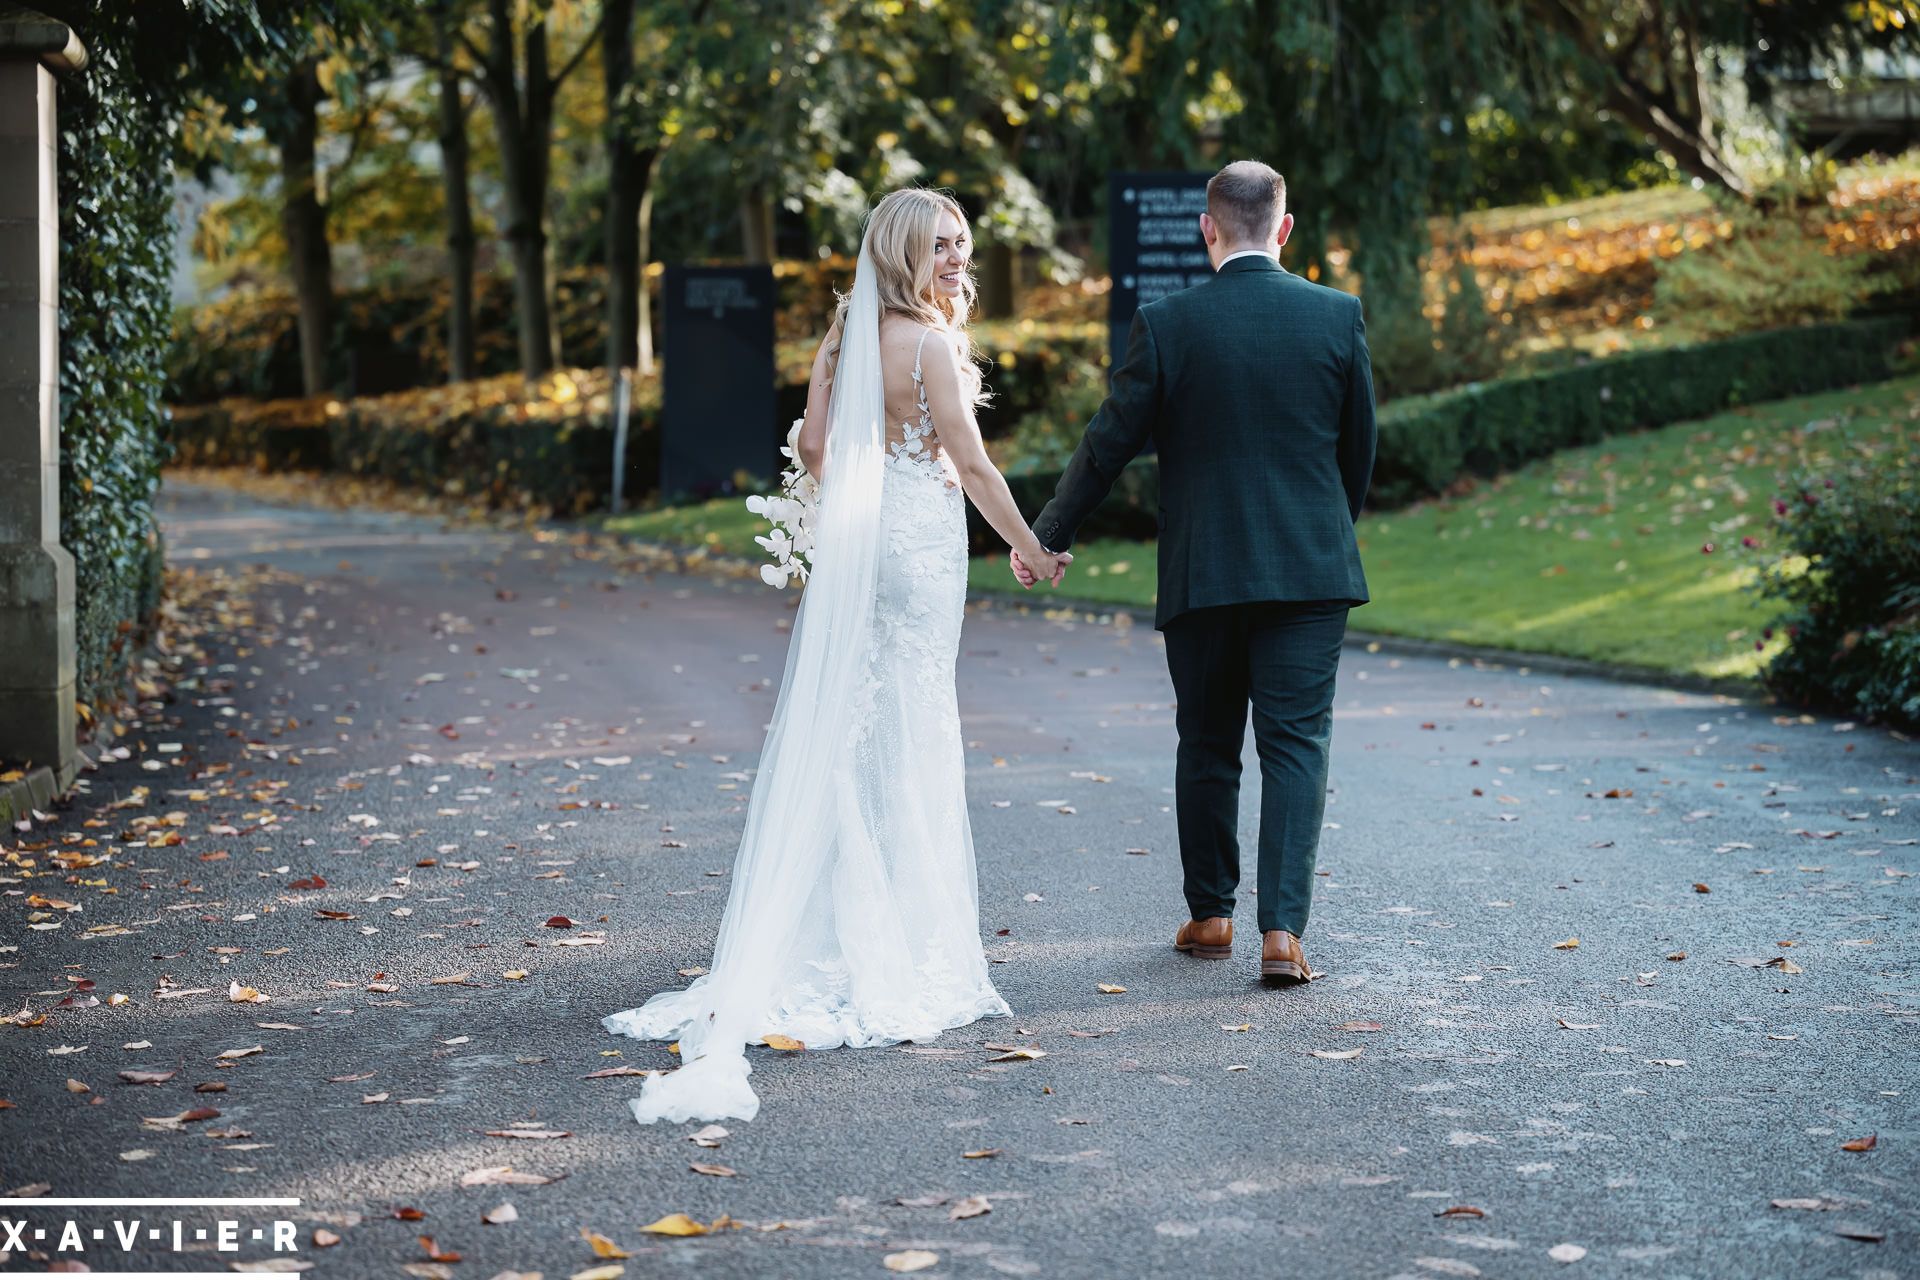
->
xmin=1012 ymin=159 xmax=1376 ymax=985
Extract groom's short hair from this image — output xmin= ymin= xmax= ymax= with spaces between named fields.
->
xmin=1206 ymin=160 xmax=1287 ymax=244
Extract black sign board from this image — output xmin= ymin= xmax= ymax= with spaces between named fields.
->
xmin=1106 ymin=172 xmax=1213 ymax=371
xmin=662 ymin=265 xmax=777 ymax=497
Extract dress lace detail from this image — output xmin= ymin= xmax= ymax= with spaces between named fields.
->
xmin=601 ymin=321 xmax=1007 ymax=1121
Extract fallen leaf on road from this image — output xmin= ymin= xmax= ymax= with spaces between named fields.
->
xmin=1552 ymin=938 xmax=1579 ymax=950
xmin=950 ymin=1195 xmax=990 ymax=1220
xmin=582 ymin=1228 xmax=631 ymax=1257
xmin=460 ymin=1167 xmax=557 ymax=1187
xmin=1096 ymin=983 xmax=1126 ymax=994
xmin=1310 ymin=1048 xmax=1363 ymax=1060
xmin=1548 ymin=1243 xmax=1587 ymax=1263
xmin=217 ymin=1045 xmax=265 ymax=1060
xmin=689 ymin=1163 xmax=736 ymax=1178
xmin=639 ymin=1214 xmax=707 ymax=1237
xmin=1435 ymin=1206 xmax=1486 ymax=1219
xmin=119 ymin=1069 xmax=176 ymax=1086
xmin=228 ymin=982 xmax=267 ymax=1003
xmin=884 ymin=1251 xmax=940 ymax=1273
xmin=1336 ymin=1021 xmax=1384 ymax=1033
xmin=761 ymin=1034 xmax=804 ymax=1052
xmin=1841 ymin=1134 xmax=1877 ymax=1153
xmin=483 ymin=1129 xmax=571 ymax=1140
xmin=481 ymin=1203 xmax=517 ymax=1225
xmin=1556 ymin=1019 xmax=1601 ymax=1030
xmin=688 ymin=1124 xmax=728 ymax=1147
xmin=987 ymin=1046 xmax=1047 ymax=1062
xmin=312 ymin=1228 xmax=341 ymax=1247
xmin=962 ymin=1148 xmax=1001 ymax=1159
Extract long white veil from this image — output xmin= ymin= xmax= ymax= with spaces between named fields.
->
xmin=602 ymin=227 xmax=888 ymax=1124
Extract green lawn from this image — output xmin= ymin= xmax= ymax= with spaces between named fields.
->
xmin=602 ymin=374 xmax=1920 ymax=679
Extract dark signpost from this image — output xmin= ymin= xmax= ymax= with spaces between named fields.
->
xmin=1106 ymin=172 xmax=1213 ymax=371
xmin=661 ymin=264 xmax=777 ymax=497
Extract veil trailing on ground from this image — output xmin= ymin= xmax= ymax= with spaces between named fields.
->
xmin=601 ymin=229 xmax=889 ymax=1124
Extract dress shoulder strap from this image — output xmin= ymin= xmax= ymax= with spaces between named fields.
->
xmin=911 ymin=326 xmax=933 ymax=381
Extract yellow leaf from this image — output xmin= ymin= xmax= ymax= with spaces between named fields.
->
xmin=639 ymin=1214 xmax=707 ymax=1237
xmin=1096 ymin=983 xmax=1127 ymax=994
xmin=1552 ymin=937 xmax=1579 ymax=950
xmin=761 ymin=1034 xmax=804 ymax=1052
xmin=581 ymin=1228 xmax=631 ymax=1256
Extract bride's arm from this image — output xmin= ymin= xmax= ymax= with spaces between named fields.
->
xmin=796 ymin=326 xmax=838 ymax=482
xmin=919 ymin=338 xmax=1063 ymax=580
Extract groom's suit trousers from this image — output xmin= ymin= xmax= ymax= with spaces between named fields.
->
xmin=1163 ymin=599 xmax=1348 ymax=937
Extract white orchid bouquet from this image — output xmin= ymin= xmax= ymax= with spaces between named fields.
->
xmin=746 ymin=418 xmax=819 ymax=589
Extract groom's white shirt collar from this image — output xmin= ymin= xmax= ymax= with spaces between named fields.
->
xmin=1217 ymin=248 xmax=1279 ymax=269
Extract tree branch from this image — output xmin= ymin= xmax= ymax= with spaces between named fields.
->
xmin=548 ymin=8 xmax=608 ymax=93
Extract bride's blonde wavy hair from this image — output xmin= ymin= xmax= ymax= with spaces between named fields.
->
xmin=823 ymin=188 xmax=988 ymax=408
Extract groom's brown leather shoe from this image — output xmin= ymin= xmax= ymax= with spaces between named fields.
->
xmin=1261 ymin=930 xmax=1313 ymax=985
xmin=1174 ymin=916 xmax=1232 ymax=959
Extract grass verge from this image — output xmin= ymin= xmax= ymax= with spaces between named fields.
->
xmin=598 ymin=374 xmax=1920 ymax=680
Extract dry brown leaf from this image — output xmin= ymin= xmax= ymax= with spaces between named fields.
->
xmin=1840 ymin=1134 xmax=1877 ymax=1153
xmin=760 ymin=1034 xmax=805 ymax=1052
xmin=1336 ymin=1021 xmax=1384 ymax=1033
xmin=1552 ymin=937 xmax=1580 ymax=950
xmin=1434 ymin=1205 xmax=1487 ymax=1219
xmin=962 ymin=1148 xmax=1001 ymax=1159
xmin=312 ymin=1228 xmax=341 ymax=1247
xmin=1096 ymin=983 xmax=1127 ymax=994
xmin=689 ymin=1162 xmax=736 ymax=1178
xmin=639 ymin=1214 xmax=707 ymax=1237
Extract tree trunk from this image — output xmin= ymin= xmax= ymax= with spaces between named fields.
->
xmin=280 ymin=58 xmax=334 ymax=398
xmin=603 ymin=0 xmax=642 ymax=373
xmin=739 ymin=184 xmax=775 ymax=262
xmin=977 ymin=241 xmax=1016 ymax=319
xmin=483 ymin=0 xmax=557 ymax=378
xmin=636 ymin=153 xmax=661 ymax=375
xmin=436 ymin=17 xmax=476 ymax=383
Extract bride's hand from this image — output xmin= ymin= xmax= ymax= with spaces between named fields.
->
xmin=1017 ymin=545 xmax=1070 ymax=588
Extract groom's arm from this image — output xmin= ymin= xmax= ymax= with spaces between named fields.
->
xmin=1032 ymin=309 xmax=1163 ymax=553
xmin=1337 ymin=296 xmax=1377 ymax=523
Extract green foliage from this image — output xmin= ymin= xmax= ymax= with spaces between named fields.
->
xmin=1757 ymin=456 xmax=1920 ymax=727
xmin=1362 ymin=242 xmax=1509 ymax=401
xmin=1654 ymin=205 xmax=1888 ymax=338
xmin=54 ymin=20 xmax=184 ymax=711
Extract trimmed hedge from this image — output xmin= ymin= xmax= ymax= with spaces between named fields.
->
xmin=167 ymin=397 xmax=336 ymax=471
xmin=970 ymin=315 xmax=1913 ymax=550
xmin=1368 ymin=315 xmax=1912 ymax=507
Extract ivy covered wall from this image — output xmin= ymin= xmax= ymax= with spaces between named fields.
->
xmin=54 ymin=18 xmax=173 ymax=710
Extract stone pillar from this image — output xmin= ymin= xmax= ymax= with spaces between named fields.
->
xmin=0 ymin=6 xmax=85 ymax=784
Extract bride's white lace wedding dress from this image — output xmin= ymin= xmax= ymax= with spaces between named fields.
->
xmin=603 ymin=283 xmax=1009 ymax=1123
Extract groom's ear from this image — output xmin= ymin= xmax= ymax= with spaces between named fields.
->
xmin=1275 ymin=211 xmax=1294 ymax=250
xmin=1199 ymin=211 xmax=1217 ymax=247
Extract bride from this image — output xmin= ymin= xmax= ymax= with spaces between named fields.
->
xmin=603 ymin=188 xmax=1069 ymax=1124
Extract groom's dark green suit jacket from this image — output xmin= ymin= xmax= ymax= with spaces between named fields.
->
xmin=1032 ymin=254 xmax=1377 ymax=629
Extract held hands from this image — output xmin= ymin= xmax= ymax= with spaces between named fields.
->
xmin=1009 ymin=545 xmax=1071 ymax=590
